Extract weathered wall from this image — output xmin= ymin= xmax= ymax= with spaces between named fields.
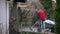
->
xmin=0 ymin=0 xmax=9 ymax=34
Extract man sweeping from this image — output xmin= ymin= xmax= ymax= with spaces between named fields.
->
xmin=32 ymin=9 xmax=46 ymax=32
xmin=37 ymin=9 xmax=46 ymax=30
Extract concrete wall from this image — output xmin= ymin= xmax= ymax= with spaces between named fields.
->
xmin=0 ymin=0 xmax=9 ymax=34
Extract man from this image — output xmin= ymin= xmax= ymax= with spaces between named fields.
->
xmin=37 ymin=9 xmax=46 ymax=32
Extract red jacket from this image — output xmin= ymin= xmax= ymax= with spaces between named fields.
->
xmin=37 ymin=9 xmax=46 ymax=20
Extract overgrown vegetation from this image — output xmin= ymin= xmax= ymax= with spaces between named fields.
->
xmin=55 ymin=0 xmax=60 ymax=34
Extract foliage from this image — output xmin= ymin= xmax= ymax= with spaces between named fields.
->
xmin=55 ymin=0 xmax=60 ymax=34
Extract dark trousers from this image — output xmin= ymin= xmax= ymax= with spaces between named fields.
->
xmin=38 ymin=19 xmax=45 ymax=32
